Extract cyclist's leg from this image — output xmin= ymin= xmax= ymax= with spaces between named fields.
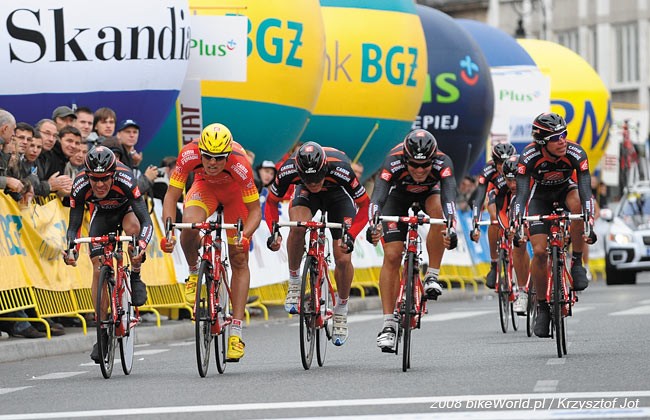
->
xmin=121 ymin=210 xmax=147 ymax=306
xmin=564 ymin=187 xmax=589 ymax=291
xmin=285 ymin=187 xmax=317 ymax=313
xmin=422 ymin=192 xmax=445 ymax=298
xmin=377 ymin=194 xmax=409 ymax=349
xmin=221 ymin=192 xmax=254 ymax=360
xmin=527 ymin=190 xmax=553 ymax=337
xmin=181 ymin=182 xmax=215 ymax=303
xmin=485 ymin=195 xmax=499 ymax=288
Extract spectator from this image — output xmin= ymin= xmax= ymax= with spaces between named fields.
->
xmin=115 ymin=119 xmax=144 ymax=168
xmin=152 ymin=156 xmax=183 ymax=222
xmin=457 ymin=175 xmax=476 ymax=212
xmin=74 ymin=106 xmax=94 ymax=142
xmin=0 ymin=108 xmax=23 ymax=195
xmin=256 ymin=160 xmax=277 ymax=190
xmin=52 ymin=106 xmax=77 ymax=131
xmin=20 ymin=134 xmax=52 ymax=198
xmin=44 ymin=126 xmax=81 ymax=182
xmin=34 ymin=119 xmax=59 ymax=179
xmin=93 ymin=107 xmax=116 ymax=138
xmin=101 ymin=136 xmax=156 ymax=195
xmin=351 ymin=161 xmax=364 ymax=180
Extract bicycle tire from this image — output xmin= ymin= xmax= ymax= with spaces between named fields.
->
xmin=526 ymin=281 xmax=537 ymax=338
xmin=97 ymin=266 xmax=116 ymax=379
xmin=497 ymin=248 xmax=510 ymax=333
xmin=215 ymin=265 xmax=229 ymax=374
xmin=402 ymin=252 xmax=415 ymax=372
xmin=300 ymin=256 xmax=316 ymax=370
xmin=195 ymin=260 xmax=212 ymax=377
xmin=316 ymin=268 xmax=330 ymax=367
xmin=510 ymin=271 xmax=519 ymax=331
xmin=119 ymin=276 xmax=135 ymax=375
xmin=552 ymin=246 xmax=563 ymax=358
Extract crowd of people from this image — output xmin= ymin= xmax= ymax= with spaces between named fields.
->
xmin=2 ymin=108 xmax=603 ymax=363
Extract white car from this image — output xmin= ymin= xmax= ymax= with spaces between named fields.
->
xmin=602 ymin=183 xmax=650 ymax=285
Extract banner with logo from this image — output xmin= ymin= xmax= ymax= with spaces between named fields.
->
xmin=0 ymin=193 xmax=175 ymax=292
xmin=185 ymin=15 xmax=247 ymax=82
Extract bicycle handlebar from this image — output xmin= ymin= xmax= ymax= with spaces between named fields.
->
xmin=378 ymin=215 xmax=447 ymax=226
xmin=522 ymin=213 xmax=584 ymax=222
xmin=171 ymin=221 xmax=240 ymax=231
xmin=275 ymin=220 xmax=344 ymax=230
xmin=74 ymin=235 xmax=135 ymax=244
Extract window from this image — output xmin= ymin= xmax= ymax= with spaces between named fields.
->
xmin=556 ymin=30 xmax=579 ymax=54
xmin=614 ymin=23 xmax=639 ymax=83
xmin=585 ymin=26 xmax=597 ymax=71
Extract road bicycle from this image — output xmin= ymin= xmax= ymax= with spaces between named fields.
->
xmin=72 ymin=233 xmax=140 ymax=379
xmin=525 ymin=272 xmax=537 ymax=338
xmin=375 ymin=203 xmax=449 ymax=372
xmin=166 ymin=208 xmax=242 ymax=377
xmin=477 ymin=219 xmax=520 ymax=333
xmin=522 ymin=208 xmax=583 ymax=357
xmin=270 ymin=213 xmax=344 ymax=370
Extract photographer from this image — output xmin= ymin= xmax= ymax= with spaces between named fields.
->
xmin=152 ymin=156 xmax=183 ymax=223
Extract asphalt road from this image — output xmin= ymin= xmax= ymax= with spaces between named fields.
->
xmin=1 ymin=277 xmax=650 ymax=419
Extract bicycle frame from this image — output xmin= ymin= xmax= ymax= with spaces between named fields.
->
xmin=74 ymin=234 xmax=139 ymax=337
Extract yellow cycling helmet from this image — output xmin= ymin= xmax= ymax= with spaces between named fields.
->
xmin=199 ymin=123 xmax=233 ymax=156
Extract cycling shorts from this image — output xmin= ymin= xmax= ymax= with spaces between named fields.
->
xmin=88 ymin=205 xmax=133 ymax=258
xmin=380 ymin=188 xmax=440 ymax=244
xmin=526 ymin=180 xmax=577 ymax=236
xmin=291 ymin=185 xmax=356 ymax=240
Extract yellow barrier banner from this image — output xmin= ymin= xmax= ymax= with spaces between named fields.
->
xmin=0 ymin=192 xmax=175 ymax=292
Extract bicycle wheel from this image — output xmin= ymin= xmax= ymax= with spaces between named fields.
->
xmin=119 ymin=277 xmax=135 ymax=375
xmin=497 ymin=249 xmax=510 ymax=333
xmin=526 ymin=280 xmax=537 ymax=338
xmin=300 ymin=256 xmax=317 ymax=370
xmin=402 ymin=252 xmax=415 ymax=372
xmin=316 ymin=271 xmax=331 ymax=367
xmin=195 ymin=260 xmax=213 ymax=377
xmin=510 ymin=273 xmax=519 ymax=332
xmin=214 ymin=265 xmax=229 ymax=374
xmin=97 ymin=266 xmax=116 ymax=379
xmin=551 ymin=246 xmax=564 ymax=358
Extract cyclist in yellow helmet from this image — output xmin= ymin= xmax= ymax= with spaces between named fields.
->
xmin=161 ymin=122 xmax=261 ymax=362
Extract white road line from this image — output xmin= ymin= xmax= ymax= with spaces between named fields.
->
xmin=28 ymin=372 xmax=87 ymax=380
xmin=168 ymin=341 xmax=194 ymax=347
xmin=533 ymin=380 xmax=558 ymax=392
xmin=133 ymin=349 xmax=168 ymax=356
xmin=0 ymin=387 xmax=31 ymax=395
xmin=610 ymin=306 xmax=650 ymax=316
xmin=3 ymin=391 xmax=649 ymax=419
xmin=545 ymin=358 xmax=566 ymax=365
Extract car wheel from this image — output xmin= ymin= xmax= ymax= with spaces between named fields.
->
xmin=605 ymin=259 xmax=636 ymax=285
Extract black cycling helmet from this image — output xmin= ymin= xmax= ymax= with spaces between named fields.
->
xmin=502 ymin=154 xmax=519 ymax=179
xmin=403 ymin=129 xmax=438 ymax=161
xmin=296 ymin=141 xmax=328 ymax=184
xmin=85 ymin=145 xmax=117 ymax=174
xmin=491 ymin=142 xmax=516 ymax=163
xmin=532 ymin=112 xmax=567 ymax=145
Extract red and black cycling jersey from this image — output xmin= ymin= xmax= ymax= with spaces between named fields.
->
xmin=370 ymin=142 xmax=457 ymax=222
xmin=470 ymin=160 xmax=500 ymax=219
xmin=265 ymin=147 xmax=369 ymax=239
xmin=513 ymin=141 xmax=593 ymax=219
xmin=66 ymin=161 xmax=154 ymax=247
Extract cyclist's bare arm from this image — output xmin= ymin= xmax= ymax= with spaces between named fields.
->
xmin=161 ymin=184 xmax=183 ymax=252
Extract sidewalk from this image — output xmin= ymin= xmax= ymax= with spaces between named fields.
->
xmin=0 ymin=288 xmax=490 ymax=363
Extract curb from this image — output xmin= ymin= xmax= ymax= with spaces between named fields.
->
xmin=0 ymin=288 xmax=490 ymax=363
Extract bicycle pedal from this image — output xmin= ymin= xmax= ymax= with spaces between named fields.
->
xmin=225 ymin=358 xmax=241 ymax=363
xmin=381 ymin=346 xmax=397 ymax=354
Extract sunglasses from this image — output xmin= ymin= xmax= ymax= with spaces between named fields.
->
xmin=201 ymin=152 xmax=229 ymax=161
xmin=544 ymin=131 xmax=567 ymax=143
xmin=88 ymin=174 xmax=113 ymax=183
xmin=407 ymin=160 xmax=432 ymax=169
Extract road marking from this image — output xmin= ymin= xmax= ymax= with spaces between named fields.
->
xmin=610 ymin=306 xmax=650 ymax=316
xmin=133 ymin=349 xmax=168 ymax=356
xmin=533 ymin=380 xmax=558 ymax=392
xmin=545 ymin=358 xmax=565 ymax=365
xmin=0 ymin=387 xmax=31 ymax=395
xmin=4 ymin=391 xmax=648 ymax=419
xmin=169 ymin=341 xmax=194 ymax=347
xmin=421 ymin=311 xmax=492 ymax=323
xmin=29 ymin=372 xmax=87 ymax=380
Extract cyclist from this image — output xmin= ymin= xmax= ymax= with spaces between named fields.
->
xmin=160 ymin=123 xmax=261 ymax=362
xmin=469 ymin=142 xmax=517 ymax=288
xmin=265 ymin=141 xmax=369 ymax=346
xmin=366 ymin=129 xmax=458 ymax=351
xmin=482 ymin=154 xmax=531 ymax=313
xmin=63 ymin=146 xmax=152 ymax=363
xmin=512 ymin=112 xmax=596 ymax=338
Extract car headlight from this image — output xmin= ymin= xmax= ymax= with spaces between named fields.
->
xmin=608 ymin=233 xmax=633 ymax=244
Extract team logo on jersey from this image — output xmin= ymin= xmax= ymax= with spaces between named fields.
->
xmin=440 ymin=167 xmax=452 ymax=178
xmin=343 ymin=217 xmax=353 ymax=228
xmin=580 ymin=160 xmax=588 ymax=171
xmin=380 ymin=169 xmax=392 ymax=182
xmin=133 ymin=186 xmax=141 ymax=199
xmin=351 ymin=178 xmax=359 ymax=188
xmin=517 ymin=164 xmax=525 ymax=174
